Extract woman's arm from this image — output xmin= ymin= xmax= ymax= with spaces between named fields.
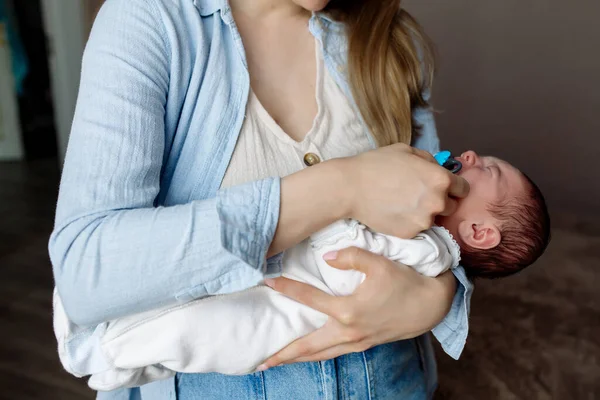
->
xmin=51 ymin=0 xmax=284 ymax=326
xmin=50 ymin=0 xmax=351 ymax=327
xmin=269 ymin=145 xmax=469 ymax=257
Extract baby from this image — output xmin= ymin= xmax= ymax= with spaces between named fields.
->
xmin=53 ymin=150 xmax=550 ymax=391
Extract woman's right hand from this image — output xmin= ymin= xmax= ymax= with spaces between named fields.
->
xmin=339 ymin=143 xmax=470 ymax=238
xmin=269 ymin=143 xmax=469 ymax=256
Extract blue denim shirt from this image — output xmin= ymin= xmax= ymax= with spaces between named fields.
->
xmin=49 ymin=0 xmax=473 ymax=398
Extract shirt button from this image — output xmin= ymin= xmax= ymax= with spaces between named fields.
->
xmin=303 ymin=153 xmax=321 ymax=167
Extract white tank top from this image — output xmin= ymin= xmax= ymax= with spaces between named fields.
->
xmin=220 ymin=42 xmax=373 ymax=189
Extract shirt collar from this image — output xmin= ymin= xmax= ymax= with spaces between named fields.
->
xmin=193 ymin=0 xmax=228 ymax=16
xmin=192 ymin=1 xmax=343 ymax=27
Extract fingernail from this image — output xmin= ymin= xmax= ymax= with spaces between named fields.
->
xmin=264 ymin=279 xmax=275 ymax=288
xmin=256 ymin=364 xmax=268 ymax=372
xmin=323 ymin=251 xmax=338 ymax=261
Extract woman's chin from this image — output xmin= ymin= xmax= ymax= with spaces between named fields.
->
xmin=294 ymin=0 xmax=330 ymax=12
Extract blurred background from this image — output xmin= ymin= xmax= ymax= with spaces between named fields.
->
xmin=0 ymin=0 xmax=598 ymax=399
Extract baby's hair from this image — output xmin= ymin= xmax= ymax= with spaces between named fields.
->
xmin=460 ymin=174 xmax=551 ymax=279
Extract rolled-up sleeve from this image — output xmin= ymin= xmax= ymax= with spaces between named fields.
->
xmin=49 ymin=0 xmax=281 ymax=327
xmin=431 ymin=266 xmax=473 ymax=359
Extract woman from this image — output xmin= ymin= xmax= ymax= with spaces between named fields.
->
xmin=49 ymin=0 xmax=473 ymax=398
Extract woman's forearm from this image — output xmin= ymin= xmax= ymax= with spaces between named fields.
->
xmin=268 ymin=159 xmax=350 ymax=257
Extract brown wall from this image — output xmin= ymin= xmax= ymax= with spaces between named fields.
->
xmin=407 ymin=0 xmax=600 ymax=216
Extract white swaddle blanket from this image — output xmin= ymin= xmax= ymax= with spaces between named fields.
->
xmin=53 ymin=220 xmax=460 ymax=391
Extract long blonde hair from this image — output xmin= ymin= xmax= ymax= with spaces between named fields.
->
xmin=325 ymin=0 xmax=435 ymax=146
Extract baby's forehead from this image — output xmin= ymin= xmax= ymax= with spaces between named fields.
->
xmin=485 ymin=155 xmax=506 ymax=164
xmin=484 ymin=155 xmax=515 ymax=170
xmin=488 ymin=156 xmax=528 ymax=194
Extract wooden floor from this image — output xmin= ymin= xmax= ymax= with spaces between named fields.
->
xmin=1 ymin=158 xmax=599 ymax=400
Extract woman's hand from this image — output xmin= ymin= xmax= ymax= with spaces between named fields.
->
xmin=269 ymin=143 xmax=469 ymax=256
xmin=257 ymin=247 xmax=456 ymax=370
xmin=341 ymin=143 xmax=470 ymax=239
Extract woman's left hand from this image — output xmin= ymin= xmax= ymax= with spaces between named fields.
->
xmin=257 ymin=246 xmax=456 ymax=370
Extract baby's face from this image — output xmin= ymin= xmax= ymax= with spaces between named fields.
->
xmin=437 ymin=151 xmax=526 ymax=246
xmin=455 ymin=151 xmax=525 ymax=210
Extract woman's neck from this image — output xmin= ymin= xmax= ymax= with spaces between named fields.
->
xmin=229 ymin=0 xmax=307 ymax=20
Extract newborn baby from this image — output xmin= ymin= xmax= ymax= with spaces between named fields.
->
xmin=53 ymin=150 xmax=550 ymax=391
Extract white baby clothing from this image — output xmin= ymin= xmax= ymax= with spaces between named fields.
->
xmin=54 ymin=220 xmax=460 ymax=391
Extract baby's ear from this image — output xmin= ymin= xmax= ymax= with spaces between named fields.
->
xmin=458 ymin=220 xmax=501 ymax=250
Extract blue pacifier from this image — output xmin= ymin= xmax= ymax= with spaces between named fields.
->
xmin=434 ymin=151 xmax=462 ymax=174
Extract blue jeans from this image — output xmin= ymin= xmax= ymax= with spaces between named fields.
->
xmin=176 ymin=340 xmax=434 ymax=399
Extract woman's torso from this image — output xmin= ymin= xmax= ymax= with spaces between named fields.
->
xmin=98 ymin=1 xmax=439 ymax=398
xmin=220 ymin=39 xmax=371 ymax=189
xmin=175 ymin=15 xmax=433 ymax=400
xmin=145 ymin=1 xmax=378 ymax=209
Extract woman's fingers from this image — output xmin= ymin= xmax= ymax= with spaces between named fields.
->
xmin=410 ymin=146 xmax=470 ymax=211
xmin=410 ymin=147 xmax=437 ymax=163
xmin=447 ymin=173 xmax=470 ymax=199
xmin=439 ymin=197 xmax=458 ymax=217
xmin=265 ymin=277 xmax=343 ymax=316
xmin=324 ymin=247 xmax=381 ymax=274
